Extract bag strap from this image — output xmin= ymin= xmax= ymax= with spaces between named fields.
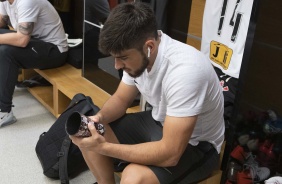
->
xmin=56 ymin=93 xmax=98 ymax=184
xmin=58 ymin=136 xmax=72 ymax=184
xmin=56 ymin=93 xmax=89 ymax=184
xmin=86 ymin=96 xmax=100 ymax=113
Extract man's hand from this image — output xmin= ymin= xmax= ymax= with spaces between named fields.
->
xmin=70 ymin=121 xmax=106 ymax=152
xmin=88 ymin=113 xmax=103 ymax=124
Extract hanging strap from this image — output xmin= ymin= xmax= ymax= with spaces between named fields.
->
xmin=56 ymin=93 xmax=99 ymax=184
xmin=86 ymin=96 xmax=100 ymax=114
xmin=58 ymin=136 xmax=72 ymax=184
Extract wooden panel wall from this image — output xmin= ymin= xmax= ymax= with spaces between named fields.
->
xmin=238 ymin=0 xmax=282 ymax=113
xmin=166 ymin=0 xmax=192 ymax=43
xmin=186 ymin=0 xmax=206 ymax=50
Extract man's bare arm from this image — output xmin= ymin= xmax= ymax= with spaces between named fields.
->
xmin=72 ymin=114 xmax=198 ymax=167
xmin=94 ymin=81 xmax=139 ymax=124
xmin=0 ymin=21 xmax=32 ymax=47
xmin=98 ymin=115 xmax=197 ymax=167
xmin=18 ymin=22 xmax=34 ymax=35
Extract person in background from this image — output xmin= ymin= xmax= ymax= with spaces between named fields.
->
xmin=85 ymin=0 xmax=110 ymax=31
xmin=84 ymin=0 xmax=125 ymax=80
xmin=71 ymin=2 xmax=225 ymax=184
xmin=0 ymin=0 xmax=68 ymax=127
xmin=83 ymin=0 xmax=111 ymax=64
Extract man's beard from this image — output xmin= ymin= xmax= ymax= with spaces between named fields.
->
xmin=0 ymin=0 xmax=7 ymax=2
xmin=127 ymin=53 xmax=150 ymax=78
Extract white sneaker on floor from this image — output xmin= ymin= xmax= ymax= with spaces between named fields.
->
xmin=0 ymin=111 xmax=17 ymax=127
xmin=265 ymin=176 xmax=282 ymax=183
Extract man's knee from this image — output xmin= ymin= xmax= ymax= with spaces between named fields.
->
xmin=120 ymin=165 xmax=144 ymax=184
xmin=120 ymin=164 xmax=159 ymax=184
xmin=0 ymin=45 xmax=13 ymax=59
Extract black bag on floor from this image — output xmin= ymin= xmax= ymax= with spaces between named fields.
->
xmin=35 ymin=93 xmax=100 ymax=184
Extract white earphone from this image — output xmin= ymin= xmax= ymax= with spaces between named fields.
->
xmin=147 ymin=47 xmax=151 ymax=58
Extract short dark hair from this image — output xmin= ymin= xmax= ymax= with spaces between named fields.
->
xmin=98 ymin=2 xmax=158 ymax=55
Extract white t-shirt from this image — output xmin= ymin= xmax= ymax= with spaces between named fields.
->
xmin=0 ymin=0 xmax=68 ymax=52
xmin=201 ymin=0 xmax=254 ymax=78
xmin=122 ymin=32 xmax=225 ymax=153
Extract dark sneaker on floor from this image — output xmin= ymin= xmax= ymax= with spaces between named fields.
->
xmin=0 ymin=111 xmax=17 ymax=127
xmin=16 ymin=75 xmax=51 ymax=88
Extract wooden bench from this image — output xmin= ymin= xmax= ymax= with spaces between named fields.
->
xmin=20 ymin=63 xmax=224 ymax=183
xmin=20 ymin=64 xmax=140 ymax=117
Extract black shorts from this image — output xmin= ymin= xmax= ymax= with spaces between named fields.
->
xmin=109 ymin=111 xmax=219 ymax=184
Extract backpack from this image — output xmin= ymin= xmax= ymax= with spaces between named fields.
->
xmin=35 ymin=93 xmax=100 ymax=184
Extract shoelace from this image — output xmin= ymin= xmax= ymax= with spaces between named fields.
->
xmin=244 ymin=155 xmax=260 ymax=182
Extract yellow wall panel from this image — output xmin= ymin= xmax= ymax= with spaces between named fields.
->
xmin=187 ymin=0 xmax=205 ymax=37
xmin=186 ymin=37 xmax=201 ymax=50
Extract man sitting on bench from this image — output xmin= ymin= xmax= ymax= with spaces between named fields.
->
xmin=0 ymin=0 xmax=68 ymax=127
xmin=71 ymin=2 xmax=225 ymax=184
